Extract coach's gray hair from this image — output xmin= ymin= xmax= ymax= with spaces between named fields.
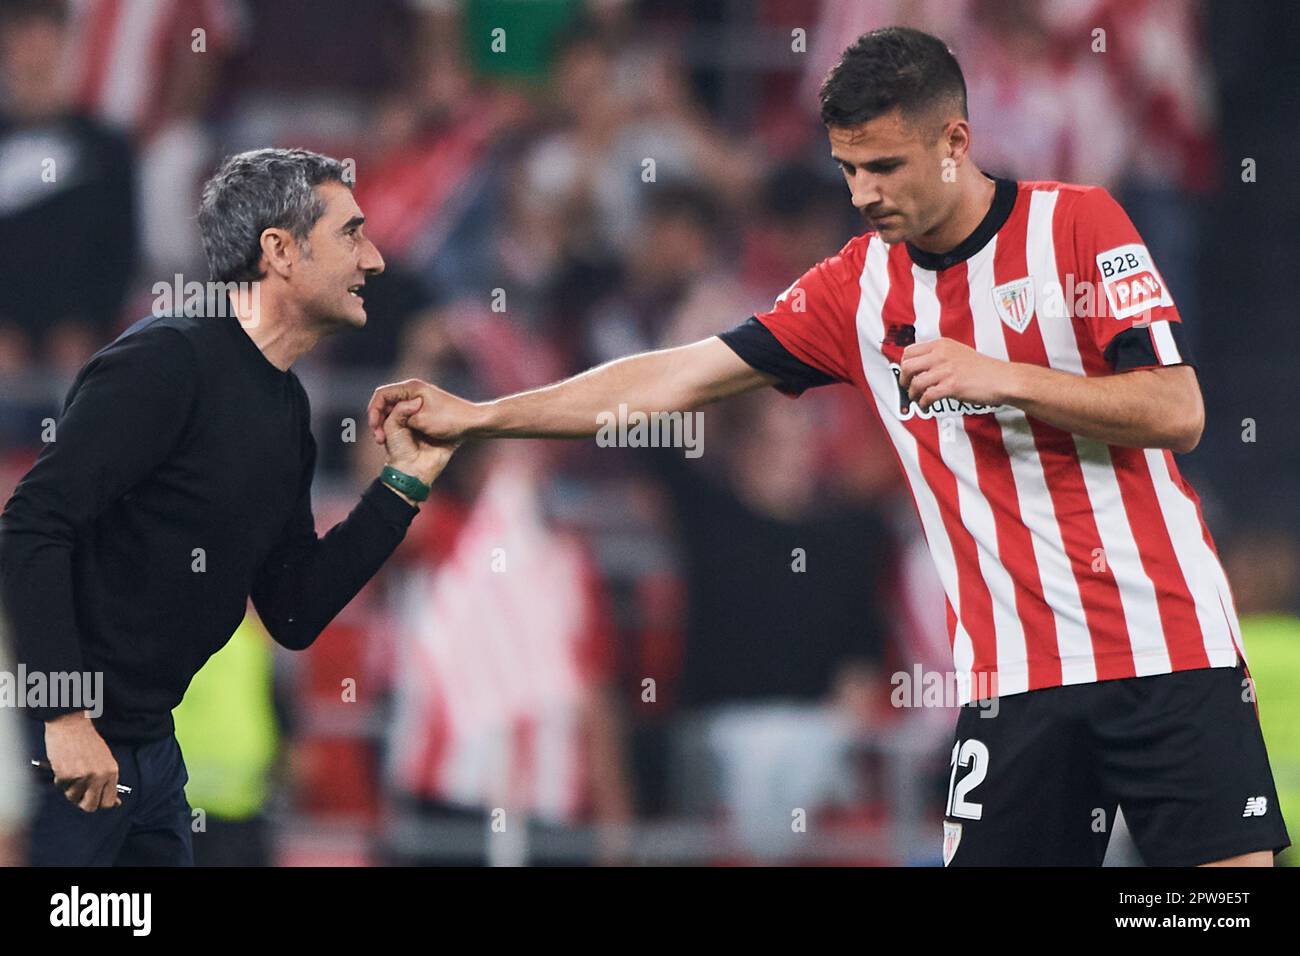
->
xmin=198 ymin=148 xmax=348 ymax=284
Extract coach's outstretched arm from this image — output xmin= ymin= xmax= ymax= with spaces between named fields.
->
xmin=368 ymin=337 xmax=776 ymax=445
xmin=250 ymin=397 xmax=455 ymax=651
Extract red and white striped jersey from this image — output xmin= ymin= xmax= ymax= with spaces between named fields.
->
xmin=722 ymin=178 xmax=1242 ymax=704
xmin=387 ymin=458 xmax=613 ymax=823
xmin=67 ymin=0 xmax=243 ymax=139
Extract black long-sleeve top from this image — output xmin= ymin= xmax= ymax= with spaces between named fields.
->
xmin=0 ymin=312 xmax=418 ymax=743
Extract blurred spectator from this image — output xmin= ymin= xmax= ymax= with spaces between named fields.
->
xmin=352 ymin=68 xmax=521 ymax=300
xmin=958 ymin=0 xmax=1128 ymax=187
xmin=383 ymin=446 xmax=633 ymax=865
xmin=1225 ymin=529 xmax=1300 ymax=866
xmin=554 ymin=178 xmax=730 ymax=369
xmin=65 ymin=0 xmax=245 ymax=278
xmin=172 ymin=607 xmax=283 ymax=867
xmin=411 ymin=0 xmax=612 ymax=88
xmin=521 ymin=28 xmax=759 ymax=259
xmin=0 ymin=0 xmax=137 ymax=368
xmin=651 ymin=392 xmax=895 ymax=858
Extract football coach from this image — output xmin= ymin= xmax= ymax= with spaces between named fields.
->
xmin=0 ymin=148 xmax=453 ymax=865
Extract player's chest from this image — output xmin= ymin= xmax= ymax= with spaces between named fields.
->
xmin=850 ymin=248 xmax=1066 ymax=424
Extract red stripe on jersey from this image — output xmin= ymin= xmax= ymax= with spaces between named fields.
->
xmin=1109 ymin=446 xmax=1210 ymax=670
xmin=511 ymin=716 xmax=537 ymax=809
xmin=886 ymin=244 xmax=1000 ymax=694
xmin=76 ymin=0 xmax=122 ymax=112
xmin=418 ymin=661 xmax=453 ymax=796
xmin=935 ymin=260 xmax=1061 ymax=690
xmin=991 ymin=193 xmax=1131 ymax=680
xmin=945 ymin=597 xmax=958 ymax=661
xmin=140 ymin=0 xmax=186 ymax=142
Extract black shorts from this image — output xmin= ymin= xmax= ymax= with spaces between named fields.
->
xmin=942 ymin=662 xmax=1291 ymax=867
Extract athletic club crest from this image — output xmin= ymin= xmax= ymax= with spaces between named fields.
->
xmin=992 ymin=277 xmax=1035 ymax=333
xmin=943 ymin=820 xmax=962 ymax=866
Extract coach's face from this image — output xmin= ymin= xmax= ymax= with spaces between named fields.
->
xmin=829 ymin=108 xmax=963 ymax=246
xmin=295 ymin=181 xmax=385 ymax=329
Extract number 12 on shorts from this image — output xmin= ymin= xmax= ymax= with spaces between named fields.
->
xmin=946 ymin=739 xmax=987 ymax=821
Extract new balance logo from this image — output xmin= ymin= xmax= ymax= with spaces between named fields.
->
xmin=1243 ymin=796 xmax=1269 ymax=817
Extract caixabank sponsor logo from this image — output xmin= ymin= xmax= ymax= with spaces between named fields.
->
xmin=889 ymin=363 xmax=1002 ymax=421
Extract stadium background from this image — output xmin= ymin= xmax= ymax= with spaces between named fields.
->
xmin=0 ymin=0 xmax=1297 ymax=866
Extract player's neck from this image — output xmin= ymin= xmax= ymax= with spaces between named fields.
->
xmin=909 ymin=169 xmax=998 ymax=255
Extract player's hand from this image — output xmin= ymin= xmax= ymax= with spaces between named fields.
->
xmin=898 ymin=338 xmax=1010 ymax=409
xmin=380 ymin=396 xmax=459 ymax=487
xmin=368 ymin=379 xmax=484 ymax=446
xmin=43 ymin=713 xmax=121 ymax=813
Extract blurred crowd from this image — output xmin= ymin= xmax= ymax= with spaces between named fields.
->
xmin=0 ymin=0 xmax=1297 ymax=865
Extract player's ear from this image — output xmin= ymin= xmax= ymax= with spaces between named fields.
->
xmin=944 ymin=118 xmax=972 ymax=165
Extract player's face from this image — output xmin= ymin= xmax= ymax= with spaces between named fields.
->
xmin=829 ymin=109 xmax=957 ymax=245
xmin=293 ymin=181 xmax=385 ymax=329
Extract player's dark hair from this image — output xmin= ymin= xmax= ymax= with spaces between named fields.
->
xmin=819 ymin=27 xmax=967 ymax=130
xmin=198 ymin=148 xmax=349 ymax=284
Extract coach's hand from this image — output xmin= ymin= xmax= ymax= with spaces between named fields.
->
xmin=368 ymin=379 xmax=483 ymax=446
xmin=381 ymin=396 xmax=458 ymax=487
xmin=898 ymin=338 xmax=1010 ymax=410
xmin=44 ymin=713 xmax=121 ymax=812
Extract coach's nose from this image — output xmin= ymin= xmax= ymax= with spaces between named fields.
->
xmin=360 ymin=236 xmax=385 ymax=276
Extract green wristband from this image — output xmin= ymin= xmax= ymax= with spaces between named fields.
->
xmin=380 ymin=465 xmax=431 ymax=503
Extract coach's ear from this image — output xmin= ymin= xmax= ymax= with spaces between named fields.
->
xmin=258 ymin=226 xmax=296 ymax=280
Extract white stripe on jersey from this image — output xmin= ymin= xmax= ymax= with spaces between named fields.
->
xmin=97 ymin=2 xmax=157 ymax=131
xmin=1151 ymin=319 xmax=1182 ymax=364
xmin=854 ymin=234 xmax=977 ymax=700
xmin=913 ymin=259 xmax=1030 ymax=695
xmin=1142 ymin=448 xmax=1241 ymax=668
xmin=965 ymin=239 xmax=1098 ymax=685
xmin=1026 ymin=189 xmax=1171 ymax=676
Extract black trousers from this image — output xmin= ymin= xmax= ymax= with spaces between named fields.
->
xmin=25 ymin=719 xmax=194 ymax=866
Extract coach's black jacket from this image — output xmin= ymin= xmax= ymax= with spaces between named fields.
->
xmin=0 ymin=313 xmax=418 ymax=743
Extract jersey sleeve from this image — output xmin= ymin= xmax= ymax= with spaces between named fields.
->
xmin=1070 ymin=186 xmax=1195 ymax=372
xmin=718 ymin=237 xmax=865 ymax=395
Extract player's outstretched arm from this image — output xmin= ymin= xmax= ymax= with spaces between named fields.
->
xmin=367 ymin=336 xmax=777 ymax=444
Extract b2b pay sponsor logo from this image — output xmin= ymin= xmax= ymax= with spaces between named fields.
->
xmin=1096 ymin=243 xmax=1168 ymax=320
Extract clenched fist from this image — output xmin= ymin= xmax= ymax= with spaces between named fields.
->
xmin=377 ymin=394 xmax=459 ymax=489
xmin=44 ymin=712 xmax=120 ymax=813
xmin=368 ymin=379 xmax=484 ymax=447
xmin=898 ymin=338 xmax=1012 ymax=409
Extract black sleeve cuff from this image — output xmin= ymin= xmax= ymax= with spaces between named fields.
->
xmin=718 ymin=317 xmax=836 ymax=396
xmin=362 ymin=477 xmax=420 ymax=526
xmin=1105 ymin=321 xmax=1197 ymax=372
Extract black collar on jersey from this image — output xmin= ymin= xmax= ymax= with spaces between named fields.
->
xmin=905 ymin=175 xmax=1018 ymax=271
